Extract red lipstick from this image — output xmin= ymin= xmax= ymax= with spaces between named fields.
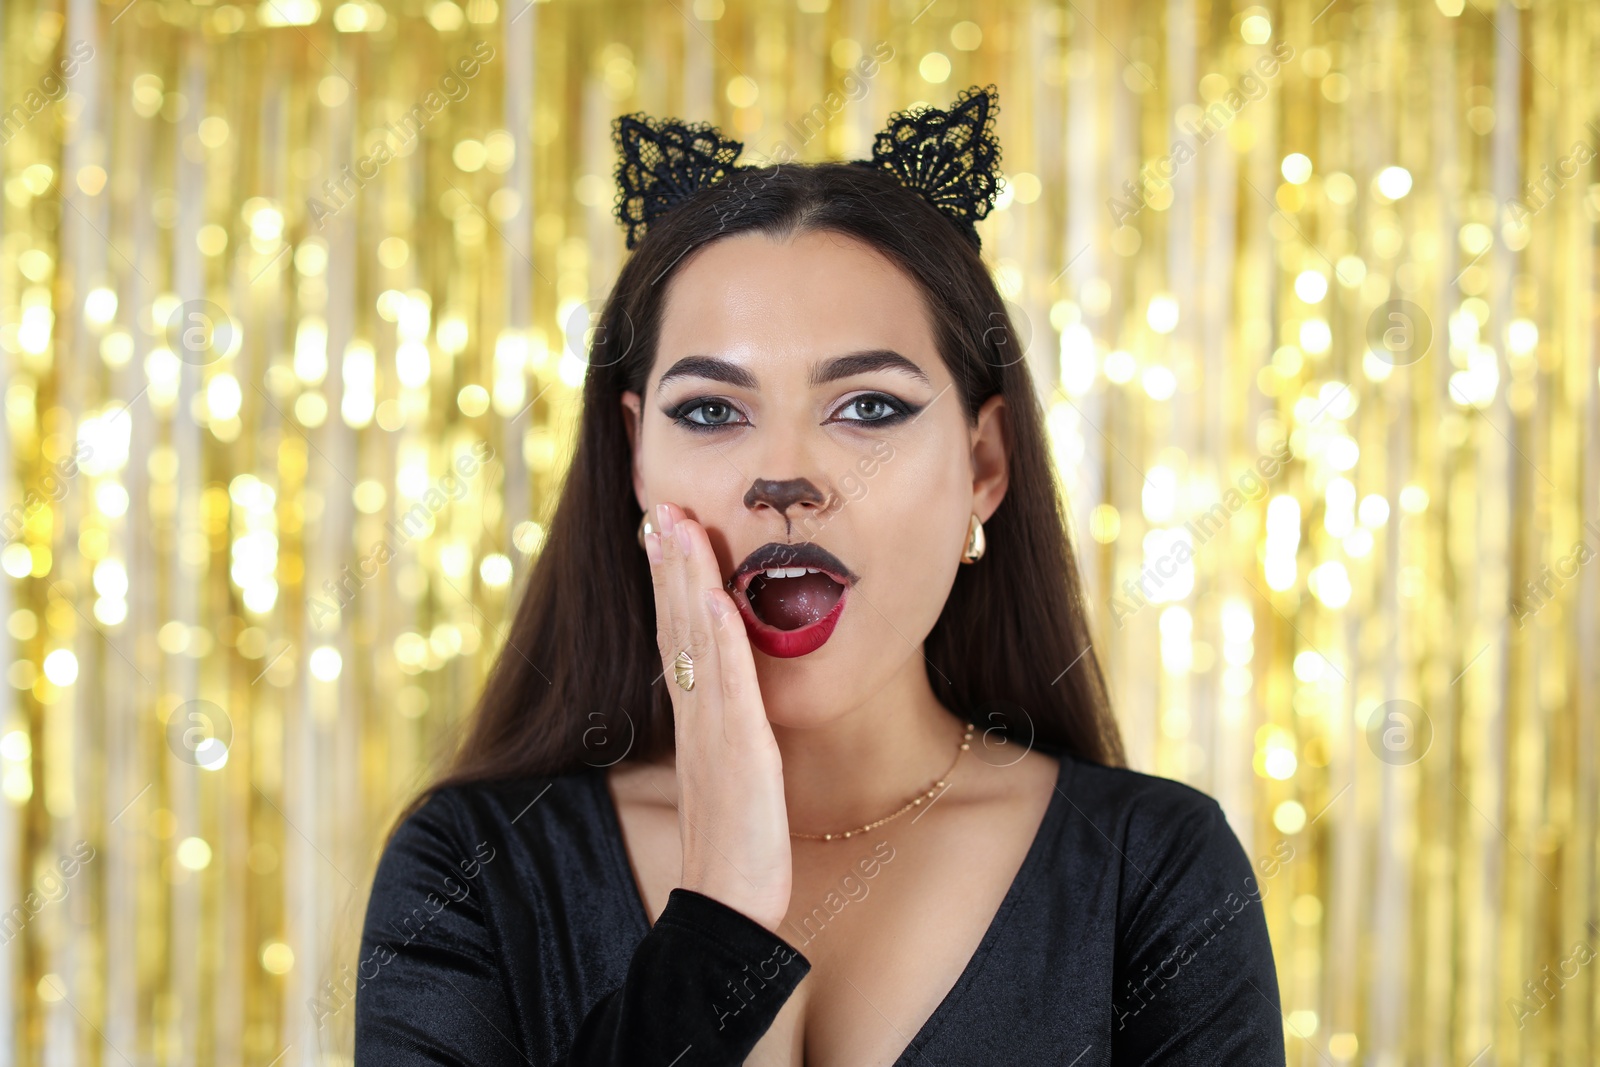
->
xmin=735 ymin=582 xmax=849 ymax=658
xmin=727 ymin=541 xmax=858 ymax=659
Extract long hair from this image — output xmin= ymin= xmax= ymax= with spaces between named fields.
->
xmin=406 ymin=160 xmax=1124 ymax=821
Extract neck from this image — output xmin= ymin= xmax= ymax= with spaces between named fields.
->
xmin=767 ymin=652 xmax=966 ymax=838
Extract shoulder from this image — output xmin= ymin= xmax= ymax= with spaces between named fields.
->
xmin=1049 ymin=754 xmax=1264 ymax=916
xmin=1055 ymin=753 xmax=1234 ymax=856
xmin=1057 ymin=760 xmax=1287 ymax=1059
xmin=369 ymin=770 xmax=608 ymax=905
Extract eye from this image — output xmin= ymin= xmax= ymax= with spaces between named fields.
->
xmin=667 ymin=397 xmax=749 ymax=432
xmin=831 ymin=393 xmax=915 ymax=425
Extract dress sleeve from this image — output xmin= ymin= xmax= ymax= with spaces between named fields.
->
xmin=354 ymin=790 xmax=812 ymax=1066
xmin=564 ymin=887 xmax=813 ymax=1063
xmin=1109 ymin=794 xmax=1287 ymax=1065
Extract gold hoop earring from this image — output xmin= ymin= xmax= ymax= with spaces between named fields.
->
xmin=960 ymin=513 xmax=986 ymax=563
xmin=638 ymin=513 xmax=654 ymax=549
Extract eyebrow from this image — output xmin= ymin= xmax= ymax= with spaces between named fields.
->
xmin=654 ymin=349 xmax=933 ymax=395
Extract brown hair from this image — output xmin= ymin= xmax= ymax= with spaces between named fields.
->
xmin=405 ymin=160 xmax=1124 ymax=823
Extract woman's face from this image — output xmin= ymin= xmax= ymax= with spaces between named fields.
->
xmin=621 ymin=228 xmax=1008 ymax=728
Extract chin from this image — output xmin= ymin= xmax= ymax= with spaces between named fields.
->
xmin=753 ymin=683 xmax=850 ymax=731
xmin=745 ymin=616 xmax=896 ymax=733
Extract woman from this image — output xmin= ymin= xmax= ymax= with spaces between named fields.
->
xmin=355 ymin=86 xmax=1285 ymax=1065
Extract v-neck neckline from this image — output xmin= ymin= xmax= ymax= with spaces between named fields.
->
xmin=589 ymin=746 xmax=1074 ymax=1066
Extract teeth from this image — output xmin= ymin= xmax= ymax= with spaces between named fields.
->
xmin=762 ymin=566 xmax=811 ymax=579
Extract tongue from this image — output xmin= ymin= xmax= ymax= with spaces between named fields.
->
xmin=749 ymin=573 xmax=843 ymax=630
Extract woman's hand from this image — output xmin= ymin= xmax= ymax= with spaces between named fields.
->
xmin=644 ymin=502 xmax=793 ymax=932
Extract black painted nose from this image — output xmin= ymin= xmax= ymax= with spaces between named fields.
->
xmin=744 ymin=478 xmax=825 ymax=518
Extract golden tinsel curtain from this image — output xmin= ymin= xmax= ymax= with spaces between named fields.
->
xmin=1 ymin=0 xmax=1595 ymax=1063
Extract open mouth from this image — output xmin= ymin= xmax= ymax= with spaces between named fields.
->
xmin=729 ymin=542 xmax=858 ymax=658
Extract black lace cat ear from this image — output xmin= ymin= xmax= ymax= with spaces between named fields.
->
xmin=852 ymin=84 xmax=1004 ymax=250
xmin=612 ymin=113 xmax=746 ymax=250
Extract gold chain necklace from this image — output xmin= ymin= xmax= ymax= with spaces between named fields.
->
xmin=789 ymin=722 xmax=976 ymax=842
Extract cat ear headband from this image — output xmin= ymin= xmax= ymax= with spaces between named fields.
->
xmin=611 ymin=83 xmax=1004 ymax=252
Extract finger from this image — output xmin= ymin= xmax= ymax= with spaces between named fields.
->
xmin=669 ymin=508 xmax=724 ymax=617
xmin=646 ymin=506 xmax=698 ymax=705
xmin=657 ymin=503 xmax=701 ymax=659
xmin=660 ymin=503 xmax=723 ymax=724
xmin=674 ymin=509 xmax=758 ymax=740
xmin=657 ymin=502 xmax=695 ymax=659
xmin=703 ymin=584 xmax=766 ymax=746
xmin=644 ymin=508 xmax=679 ymax=661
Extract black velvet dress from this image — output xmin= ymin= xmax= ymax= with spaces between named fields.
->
xmin=354 ymin=742 xmax=1287 ymax=1065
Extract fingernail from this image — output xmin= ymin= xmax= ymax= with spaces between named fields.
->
xmin=644 ymin=530 xmax=663 ymax=565
xmin=705 ymin=589 xmax=728 ymax=619
xmin=675 ymin=522 xmax=692 ymax=555
xmin=656 ymin=503 xmax=674 ymax=533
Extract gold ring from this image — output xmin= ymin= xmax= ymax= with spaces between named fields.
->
xmin=672 ymin=650 xmax=695 ymax=691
